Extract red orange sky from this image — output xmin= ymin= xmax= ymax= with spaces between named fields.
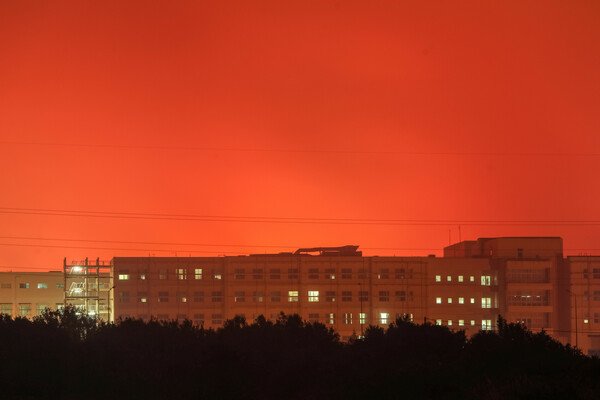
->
xmin=1 ymin=1 xmax=600 ymax=271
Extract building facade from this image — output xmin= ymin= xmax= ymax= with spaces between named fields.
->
xmin=0 ymin=271 xmax=65 ymax=317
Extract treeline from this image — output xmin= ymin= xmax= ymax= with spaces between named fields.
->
xmin=1 ymin=308 xmax=600 ymax=399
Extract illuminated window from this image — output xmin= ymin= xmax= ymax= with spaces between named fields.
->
xmin=137 ymin=292 xmax=148 ymax=303
xmin=270 ymin=291 xmax=281 ymax=302
xmin=458 ymin=297 xmax=464 ymax=304
xmin=19 ymin=304 xmax=31 ymax=316
xmin=1 ymin=304 xmax=12 ymax=315
xmin=378 ymin=269 xmax=389 ymax=279
xmin=56 ymin=304 xmax=64 ymax=311
xmin=343 ymin=313 xmax=352 ymax=324
xmin=359 ymin=312 xmax=367 ymax=325
xmin=435 ymin=275 xmax=441 ymax=282
xmin=56 ymin=283 xmax=65 ymax=289
xmin=253 ymin=269 xmax=263 ymax=279
xmin=119 ymin=291 xmax=130 ymax=303
xmin=447 ymin=276 xmax=452 ymax=282
xmin=234 ymin=291 xmax=246 ymax=302
xmin=380 ymin=312 xmax=389 ymax=324
xmin=37 ymin=283 xmax=48 ymax=289
xmin=193 ymin=291 xmax=204 ymax=302
xmin=470 ymin=276 xmax=475 ymax=282
xmin=138 ymin=272 xmax=146 ymax=280
xmin=213 ymin=271 xmax=222 ymax=280
xmin=211 ymin=291 xmax=223 ymax=302
xmin=269 ymin=269 xmax=280 ymax=279
xmin=342 ymin=291 xmax=352 ymax=302
xmin=584 ymin=318 xmax=589 ymax=324
xmin=176 ymin=268 xmax=186 ymax=280
xmin=448 ymin=298 xmax=453 ymax=304
xmin=459 ymin=319 xmax=464 ymax=326
xmin=481 ymin=297 xmax=492 ymax=309
xmin=118 ymin=273 xmax=130 ymax=280
xmin=288 ymin=290 xmax=299 ymax=302
xmin=325 ymin=291 xmax=336 ymax=302
xmin=37 ymin=304 xmax=47 ymax=315
xmin=435 ymin=319 xmax=442 ymax=326
xmin=341 ymin=268 xmax=352 ymax=279
xmin=234 ymin=269 xmax=245 ymax=280
xmin=177 ymin=291 xmax=187 ymax=303
xmin=481 ymin=275 xmax=491 ymax=286
xmin=159 ymin=269 xmax=167 ymax=280
xmin=194 ymin=269 xmax=203 ymax=280
xmin=325 ymin=268 xmax=335 ymax=279
xmin=458 ymin=275 xmax=464 ymax=282
xmin=253 ymin=291 xmax=264 ymax=302
xmin=379 ymin=291 xmax=389 ymax=302
xmin=448 ymin=320 xmax=453 ymax=326
xmin=471 ymin=320 xmax=475 ymax=326
xmin=158 ymin=291 xmax=169 ymax=302
xmin=470 ymin=298 xmax=475 ymax=304
xmin=308 ymin=291 xmax=319 ymax=302
xmin=308 ymin=269 xmax=319 ymax=279
xmin=0 ymin=283 xmax=11 ymax=289
xmin=288 ymin=268 xmax=299 ymax=279
xmin=436 ymin=297 xmax=442 ymax=304
xmin=482 ymin=319 xmax=492 ymax=331
xmin=328 ymin=313 xmax=335 ymax=324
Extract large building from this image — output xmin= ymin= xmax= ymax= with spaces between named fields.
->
xmin=0 ymin=271 xmax=65 ymax=317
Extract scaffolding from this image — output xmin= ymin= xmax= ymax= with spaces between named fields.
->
xmin=63 ymin=257 xmax=113 ymax=322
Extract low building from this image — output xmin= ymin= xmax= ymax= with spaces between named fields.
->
xmin=0 ymin=271 xmax=65 ymax=317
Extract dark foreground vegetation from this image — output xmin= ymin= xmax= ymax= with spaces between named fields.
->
xmin=1 ymin=308 xmax=599 ymax=400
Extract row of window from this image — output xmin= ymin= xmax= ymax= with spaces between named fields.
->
xmin=0 ymin=283 xmax=64 ymax=289
xmin=435 ymin=297 xmax=493 ymax=308
xmin=118 ymin=268 xmax=415 ymax=281
xmin=434 ymin=275 xmax=492 ymax=285
xmin=0 ymin=303 xmax=63 ymax=316
xmin=434 ymin=319 xmax=493 ymax=330
xmin=119 ymin=290 xmax=415 ymax=303
xmin=583 ymin=269 xmax=600 ymax=279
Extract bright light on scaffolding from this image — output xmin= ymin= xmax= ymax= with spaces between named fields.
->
xmin=72 ymin=266 xmax=82 ymax=273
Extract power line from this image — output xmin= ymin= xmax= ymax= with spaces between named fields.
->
xmin=2 ymin=140 xmax=600 ymax=157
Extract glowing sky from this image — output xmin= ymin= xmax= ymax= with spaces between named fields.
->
xmin=1 ymin=1 xmax=599 ymax=270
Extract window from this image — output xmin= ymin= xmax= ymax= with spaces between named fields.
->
xmin=459 ymin=319 xmax=464 ymax=326
xmin=458 ymin=275 xmax=464 ymax=282
xmin=288 ymin=268 xmax=299 ymax=279
xmin=325 ymin=268 xmax=335 ymax=279
xmin=584 ymin=291 xmax=589 ymax=301
xmin=325 ymin=291 xmax=336 ymax=302
xmin=470 ymin=276 xmax=475 ymax=282
xmin=482 ymin=319 xmax=492 ymax=331
xmin=358 ymin=268 xmax=368 ymax=279
xmin=212 ymin=291 xmax=223 ymax=302
xmin=343 ymin=313 xmax=352 ymax=324
xmin=176 ymin=268 xmax=186 ymax=280
xmin=288 ymin=290 xmax=299 ymax=302
xmin=379 ymin=291 xmax=389 ymax=302
xmin=471 ymin=320 xmax=475 ymax=326
xmin=358 ymin=291 xmax=368 ymax=302
xmin=269 ymin=268 xmax=280 ymax=279
xmin=119 ymin=291 xmax=130 ymax=303
xmin=447 ymin=298 xmax=453 ymax=304
xmin=308 ymin=291 xmax=319 ymax=302
xmin=447 ymin=276 xmax=452 ymax=282
xmin=253 ymin=291 xmax=264 ymax=302
xmin=157 ymin=314 xmax=169 ymax=321
xmin=584 ymin=269 xmax=589 ymax=279
xmin=458 ymin=297 xmax=464 ymax=304
xmin=308 ymin=269 xmax=319 ymax=279
xmin=177 ymin=291 xmax=187 ymax=303
xmin=593 ymin=268 xmax=600 ymax=279
xmin=328 ymin=313 xmax=335 ymax=325
xmin=395 ymin=268 xmax=405 ymax=279
xmin=252 ymin=268 xmax=263 ymax=280
xmin=138 ymin=292 xmax=148 ymax=303
xmin=341 ymin=268 xmax=352 ymax=279
xmin=594 ymin=291 xmax=600 ymax=301
xmin=435 ymin=275 xmax=441 ymax=282
xmin=359 ymin=313 xmax=367 ymax=325
xmin=436 ymin=319 xmax=442 ymax=326
xmin=194 ymin=291 xmax=204 ymax=302
xmin=0 ymin=283 xmax=10 ymax=289
xmin=37 ymin=304 xmax=47 ymax=315
xmin=234 ymin=269 xmax=245 ymax=280
xmin=212 ymin=314 xmax=223 ymax=325
xmin=194 ymin=314 xmax=205 ymax=325
xmin=595 ymin=313 xmax=599 ymax=324
xmin=470 ymin=298 xmax=475 ymax=304
xmin=159 ymin=269 xmax=167 ymax=280
xmin=481 ymin=275 xmax=491 ymax=286
xmin=194 ymin=268 xmax=203 ymax=279
xmin=342 ymin=291 xmax=352 ymax=302
xmin=118 ymin=273 xmax=130 ymax=280
xmin=482 ymin=298 xmax=492 ymax=308
xmin=37 ymin=283 xmax=48 ymax=289
xmin=396 ymin=291 xmax=406 ymax=302
xmin=380 ymin=312 xmax=389 ymax=324
xmin=19 ymin=283 xmax=29 ymax=289
xmin=308 ymin=313 xmax=319 ymax=323
xmin=508 ymin=291 xmax=549 ymax=306
xmin=1 ymin=304 xmax=12 ymax=315
xmin=436 ymin=297 xmax=442 ymax=304
xmin=213 ymin=270 xmax=222 ymax=280
xmin=378 ymin=269 xmax=389 ymax=279
xmin=234 ymin=291 xmax=246 ymax=302
xmin=138 ymin=271 xmax=147 ymax=280
xmin=448 ymin=320 xmax=453 ymax=326
xmin=270 ymin=291 xmax=281 ymax=302
xmin=19 ymin=303 xmax=31 ymax=316
xmin=158 ymin=291 xmax=169 ymax=302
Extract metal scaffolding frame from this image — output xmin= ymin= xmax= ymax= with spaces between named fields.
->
xmin=63 ymin=257 xmax=113 ymax=322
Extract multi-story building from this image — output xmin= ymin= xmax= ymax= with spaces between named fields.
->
xmin=0 ymin=271 xmax=65 ymax=317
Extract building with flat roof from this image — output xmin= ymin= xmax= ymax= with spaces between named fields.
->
xmin=0 ymin=271 xmax=65 ymax=317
